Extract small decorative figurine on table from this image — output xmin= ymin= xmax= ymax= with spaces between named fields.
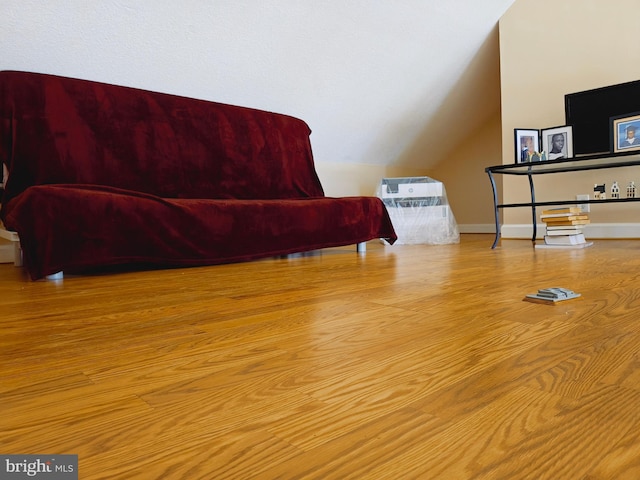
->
xmin=594 ymin=183 xmax=606 ymax=200
xmin=627 ymin=181 xmax=637 ymax=198
xmin=611 ymin=181 xmax=620 ymax=199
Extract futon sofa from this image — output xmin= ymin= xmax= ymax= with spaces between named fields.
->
xmin=0 ymin=71 xmax=396 ymax=280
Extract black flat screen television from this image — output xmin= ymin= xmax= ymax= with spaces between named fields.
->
xmin=565 ymin=79 xmax=640 ymax=156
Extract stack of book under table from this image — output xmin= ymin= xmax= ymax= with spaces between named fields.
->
xmin=536 ymin=207 xmax=593 ymax=249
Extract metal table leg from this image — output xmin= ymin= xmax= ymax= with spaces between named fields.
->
xmin=487 ymin=170 xmax=500 ymax=248
xmin=527 ymin=169 xmax=537 ymax=243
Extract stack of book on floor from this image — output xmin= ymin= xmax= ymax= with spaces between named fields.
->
xmin=536 ymin=207 xmax=593 ymax=249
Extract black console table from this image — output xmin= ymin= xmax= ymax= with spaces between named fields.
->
xmin=485 ymin=151 xmax=640 ymax=248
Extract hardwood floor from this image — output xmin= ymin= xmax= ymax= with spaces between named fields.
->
xmin=2 ymin=234 xmax=640 ymax=479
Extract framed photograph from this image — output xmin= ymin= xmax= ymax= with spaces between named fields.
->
xmin=611 ymin=112 xmax=640 ymax=153
xmin=541 ymin=125 xmax=573 ymax=160
xmin=514 ymin=129 xmax=540 ymax=163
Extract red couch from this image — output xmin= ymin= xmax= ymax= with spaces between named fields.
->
xmin=0 ymin=71 xmax=396 ymax=280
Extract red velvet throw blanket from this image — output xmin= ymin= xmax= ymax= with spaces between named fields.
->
xmin=0 ymin=71 xmax=396 ymax=279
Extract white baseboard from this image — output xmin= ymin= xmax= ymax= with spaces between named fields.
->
xmin=501 ymin=223 xmax=640 ymax=239
xmin=0 ymin=243 xmax=13 ymax=263
xmin=458 ymin=224 xmax=496 ymax=234
xmin=0 ymin=227 xmax=21 ymax=265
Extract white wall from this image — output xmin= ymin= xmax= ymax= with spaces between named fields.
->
xmin=1 ymin=1 xmax=510 ymax=178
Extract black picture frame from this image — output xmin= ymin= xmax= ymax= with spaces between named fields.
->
xmin=514 ymin=128 xmax=540 ymax=163
xmin=611 ymin=112 xmax=640 ymax=153
xmin=541 ymin=125 xmax=573 ymax=160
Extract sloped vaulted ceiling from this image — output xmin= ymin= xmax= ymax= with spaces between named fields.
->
xmin=273 ymin=1 xmax=517 ymax=169
xmin=309 ymin=1 xmax=517 ymax=169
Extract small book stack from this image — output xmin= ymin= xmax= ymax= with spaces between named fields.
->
xmin=536 ymin=207 xmax=593 ymax=249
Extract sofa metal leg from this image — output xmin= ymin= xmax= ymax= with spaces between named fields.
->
xmin=356 ymin=242 xmax=366 ymax=253
xmin=14 ymin=242 xmax=23 ymax=267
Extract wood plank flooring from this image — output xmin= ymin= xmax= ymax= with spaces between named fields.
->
xmin=1 ymin=234 xmax=640 ymax=479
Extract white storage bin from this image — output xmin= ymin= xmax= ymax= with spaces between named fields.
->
xmin=378 ymin=177 xmax=459 ymax=245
